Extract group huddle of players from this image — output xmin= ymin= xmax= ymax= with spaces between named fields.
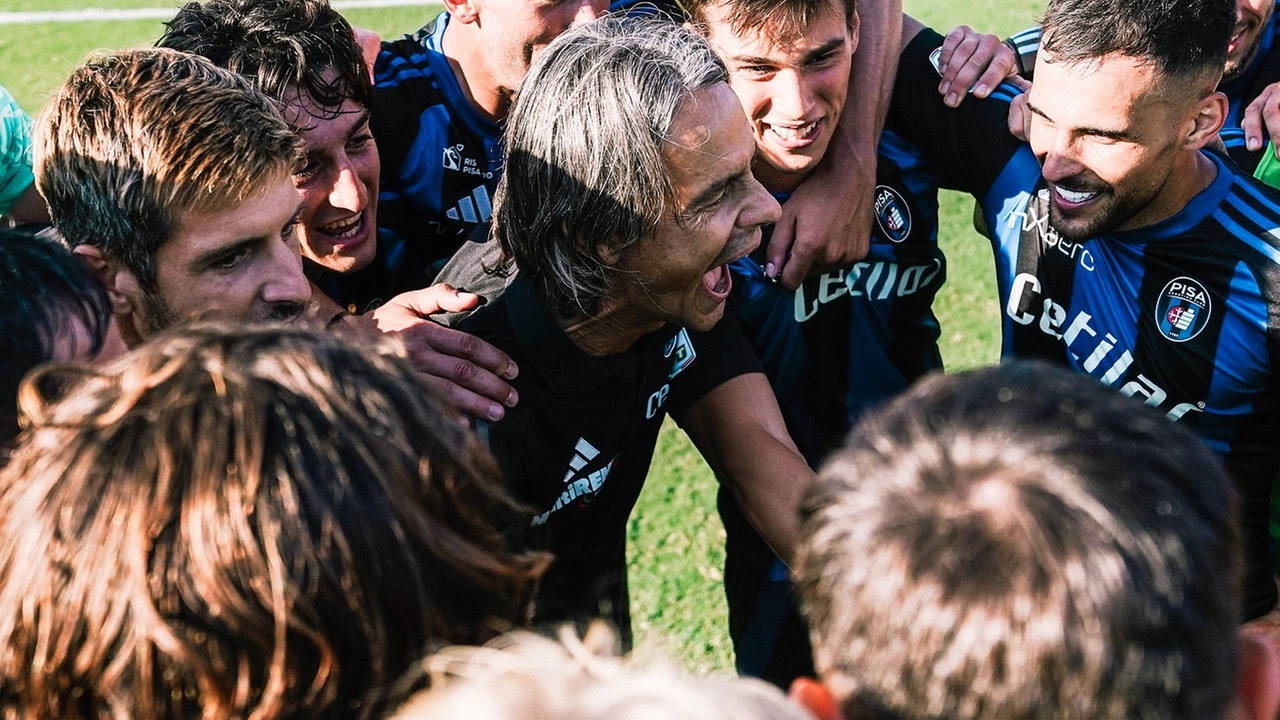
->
xmin=1 ymin=0 xmax=1280 ymax=714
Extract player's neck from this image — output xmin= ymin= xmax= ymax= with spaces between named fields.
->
xmin=441 ymin=23 xmax=514 ymax=122
xmin=1115 ymin=150 xmax=1219 ymax=233
xmin=561 ymin=295 xmax=664 ymax=357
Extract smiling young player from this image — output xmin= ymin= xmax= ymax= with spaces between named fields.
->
xmin=684 ymin=0 xmax=952 ymax=686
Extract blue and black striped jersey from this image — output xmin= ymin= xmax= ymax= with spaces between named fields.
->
xmin=729 ymin=130 xmax=946 ymax=464
xmin=893 ymin=27 xmax=1280 ymax=620
xmin=371 ymin=12 xmax=503 ymax=287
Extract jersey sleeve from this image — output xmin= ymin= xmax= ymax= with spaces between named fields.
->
xmin=887 ymin=27 xmax=1025 ymax=198
xmin=1005 ymin=25 xmax=1040 ymax=80
xmin=0 ymin=85 xmax=34 ymax=216
xmin=665 ymin=313 xmax=765 ymax=418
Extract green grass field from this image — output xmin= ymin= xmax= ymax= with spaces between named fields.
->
xmin=0 ymin=0 xmax=1042 ymax=674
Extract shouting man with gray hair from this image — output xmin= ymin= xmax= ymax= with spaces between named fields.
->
xmin=457 ymin=15 xmax=813 ymax=642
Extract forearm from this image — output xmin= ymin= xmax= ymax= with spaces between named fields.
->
xmin=847 ymin=0 xmax=902 ymax=148
xmin=678 ymin=373 xmax=814 ymax=563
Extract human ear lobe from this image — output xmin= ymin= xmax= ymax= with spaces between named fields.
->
xmin=1236 ymin=625 xmax=1280 ymax=720
xmin=72 ymin=245 xmax=134 ymax=316
xmin=789 ymin=677 xmax=845 ymax=720
xmin=1185 ymin=90 xmax=1228 ymax=150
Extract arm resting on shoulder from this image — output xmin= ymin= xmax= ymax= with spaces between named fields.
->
xmin=768 ymin=0 xmax=902 ymax=288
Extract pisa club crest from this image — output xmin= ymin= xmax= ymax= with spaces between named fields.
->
xmin=1155 ymin=276 xmax=1211 ymax=342
xmin=874 ymin=186 xmax=912 ymax=243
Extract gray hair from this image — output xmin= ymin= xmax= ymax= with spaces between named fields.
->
xmin=494 ymin=15 xmax=728 ymax=319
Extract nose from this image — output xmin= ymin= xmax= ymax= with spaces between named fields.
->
xmin=1029 ymin=120 xmax=1081 ymax=183
xmin=328 ymin=156 xmax=368 ymax=213
xmin=263 ymin=232 xmax=313 ymax=306
xmin=770 ymin=69 xmax=815 ymax=121
xmin=741 ymin=175 xmax=783 ymax=230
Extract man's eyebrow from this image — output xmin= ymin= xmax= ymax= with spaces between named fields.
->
xmin=803 ymin=38 xmax=847 ymax=62
xmin=731 ymin=38 xmax=845 ymax=67
xmin=345 ymin=108 xmax=372 ymax=140
xmin=1024 ymin=100 xmax=1130 ymax=141
xmin=191 ymin=237 xmax=260 ymax=269
xmin=300 ymin=108 xmax=373 ymax=163
xmin=190 ymin=202 xmax=304 ymax=268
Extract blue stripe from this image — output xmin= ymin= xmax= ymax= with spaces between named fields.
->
xmin=1212 ymin=203 xmax=1280 ymax=265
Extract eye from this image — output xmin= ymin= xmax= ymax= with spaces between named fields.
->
xmin=293 ymin=160 xmax=321 ymax=184
xmin=282 ymin=217 xmax=302 ymax=242
xmin=807 ymin=50 xmax=839 ymax=68
xmin=740 ymin=64 xmax=775 ymax=78
xmin=348 ymin=131 xmax=375 ymax=151
xmin=209 ymin=245 xmax=254 ymax=271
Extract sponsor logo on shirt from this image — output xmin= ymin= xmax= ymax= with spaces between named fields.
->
xmin=874 ymin=185 xmax=912 ymax=242
xmin=531 ymin=437 xmax=617 ymax=526
xmin=1007 ymin=272 xmax=1206 ymax=422
xmin=1006 ymin=192 xmax=1096 ymax=272
xmin=1155 ymin=276 xmax=1211 ymax=342
xmin=794 ymin=259 xmax=943 ymax=322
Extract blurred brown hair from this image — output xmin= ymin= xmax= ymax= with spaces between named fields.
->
xmin=0 ymin=323 xmax=546 ymax=719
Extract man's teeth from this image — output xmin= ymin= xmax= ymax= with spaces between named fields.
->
xmin=1055 ymin=186 xmax=1098 ymax=204
xmin=769 ymin=121 xmax=818 ymax=141
xmin=319 ymin=214 xmax=361 ymax=238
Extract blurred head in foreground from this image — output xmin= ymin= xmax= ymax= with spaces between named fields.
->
xmin=0 ymin=227 xmax=121 ymax=447
xmin=0 ymin=324 xmax=546 ymax=719
xmin=387 ymin=623 xmax=812 ymax=720
xmin=792 ymin=361 xmax=1280 ymax=720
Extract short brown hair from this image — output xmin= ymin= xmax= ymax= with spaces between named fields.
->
xmin=33 ymin=48 xmax=302 ymax=289
xmin=0 ymin=324 xmax=546 ymax=719
xmin=685 ymin=0 xmax=855 ymax=48
xmin=795 ymin=362 xmax=1240 ymax=720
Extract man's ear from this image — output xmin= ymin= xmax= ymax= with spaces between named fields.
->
xmin=72 ymin=244 xmax=136 ymax=317
xmin=1185 ymin=90 xmax=1228 ymax=150
xmin=1237 ymin=626 xmax=1280 ymax=720
xmin=847 ymin=10 xmax=860 ymax=56
xmin=789 ymin=677 xmax=844 ymax=720
xmin=445 ymin=0 xmax=480 ymax=25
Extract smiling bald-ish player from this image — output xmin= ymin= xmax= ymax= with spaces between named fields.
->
xmin=890 ymin=0 xmax=1280 ymax=622
xmin=458 ymin=16 xmax=814 ymax=644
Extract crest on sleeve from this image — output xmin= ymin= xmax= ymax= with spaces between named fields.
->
xmin=1155 ymin=276 xmax=1211 ymax=342
xmin=874 ymin=186 xmax=912 ymax=243
xmin=664 ymin=328 xmax=697 ymax=379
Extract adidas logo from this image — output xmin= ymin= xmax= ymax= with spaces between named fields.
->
xmin=563 ymin=437 xmax=599 ymax=483
xmin=531 ymin=438 xmax=614 ymax=526
xmin=445 ymin=185 xmax=492 ymax=224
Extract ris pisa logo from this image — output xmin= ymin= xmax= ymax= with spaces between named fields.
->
xmin=442 ymin=144 xmax=463 ymax=171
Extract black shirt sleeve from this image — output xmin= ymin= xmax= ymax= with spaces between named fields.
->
xmin=665 ymin=313 xmax=765 ymax=418
xmin=887 ymin=27 xmax=1026 ymax=198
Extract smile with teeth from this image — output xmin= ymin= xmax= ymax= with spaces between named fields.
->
xmin=766 ymin=120 xmax=820 ymax=142
xmin=317 ymin=212 xmax=364 ymax=240
xmin=1054 ymin=185 xmax=1100 ymax=205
